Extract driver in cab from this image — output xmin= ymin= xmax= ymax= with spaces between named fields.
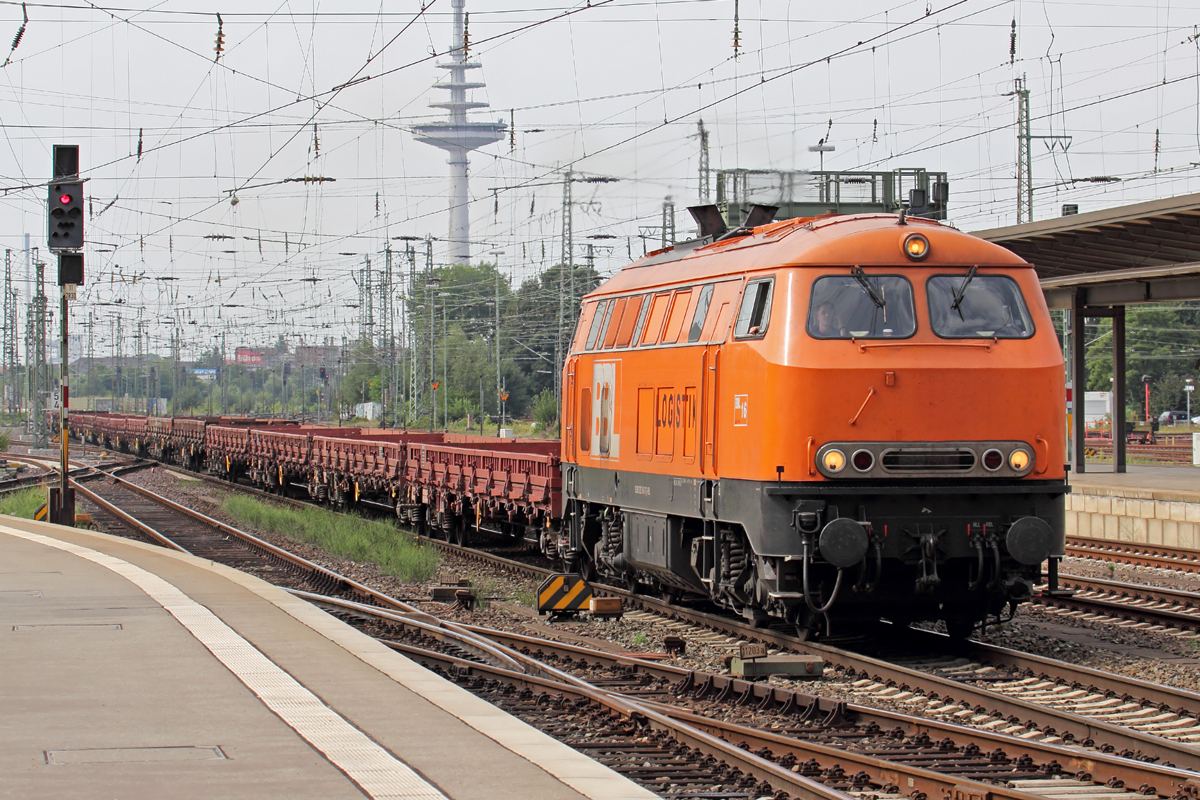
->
xmin=815 ymin=302 xmax=845 ymax=337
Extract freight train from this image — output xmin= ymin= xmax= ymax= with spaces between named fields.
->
xmin=66 ymin=208 xmax=1067 ymax=638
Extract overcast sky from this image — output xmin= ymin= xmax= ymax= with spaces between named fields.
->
xmin=0 ymin=0 xmax=1194 ymax=358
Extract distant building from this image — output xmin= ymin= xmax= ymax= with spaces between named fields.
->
xmin=1084 ymin=391 xmax=1113 ymax=423
xmin=354 ymin=401 xmax=381 ymax=421
xmin=293 ymin=345 xmax=339 ymax=369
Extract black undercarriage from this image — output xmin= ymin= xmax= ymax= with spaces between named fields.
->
xmin=561 ymin=466 xmax=1067 ymax=637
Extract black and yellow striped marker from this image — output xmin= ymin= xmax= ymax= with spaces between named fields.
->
xmin=33 ymin=503 xmax=48 ymax=522
xmin=537 ymin=573 xmax=593 ymax=615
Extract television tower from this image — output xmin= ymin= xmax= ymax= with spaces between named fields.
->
xmin=412 ymin=0 xmax=505 ymax=265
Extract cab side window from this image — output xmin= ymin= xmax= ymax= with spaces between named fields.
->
xmin=733 ymin=278 xmax=774 ymax=338
xmin=687 ymin=284 xmax=714 ymax=343
xmin=585 ymin=300 xmax=608 ymax=350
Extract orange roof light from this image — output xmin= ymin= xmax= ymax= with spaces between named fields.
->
xmin=903 ymin=233 xmax=930 ymax=260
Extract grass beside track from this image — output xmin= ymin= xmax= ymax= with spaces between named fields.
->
xmin=0 ymin=486 xmax=46 ymax=519
xmin=221 ymin=494 xmax=439 ymax=583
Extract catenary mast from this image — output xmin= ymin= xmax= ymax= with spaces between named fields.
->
xmin=412 ymin=0 xmax=505 ymax=265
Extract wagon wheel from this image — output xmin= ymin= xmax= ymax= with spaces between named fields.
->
xmin=793 ymin=608 xmax=824 ymax=641
xmin=944 ymin=618 xmax=976 ymax=640
xmin=577 ymin=554 xmax=597 ymax=582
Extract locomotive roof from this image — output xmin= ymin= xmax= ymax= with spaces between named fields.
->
xmin=591 ymin=213 xmax=1031 ymax=298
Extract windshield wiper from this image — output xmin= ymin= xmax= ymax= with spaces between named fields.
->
xmin=950 ymin=265 xmax=978 ymax=320
xmin=851 ymin=266 xmax=886 ymax=309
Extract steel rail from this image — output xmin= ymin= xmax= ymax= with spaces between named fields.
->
xmin=70 ymin=469 xmax=414 ymax=613
xmin=1037 ymin=586 xmax=1200 ymax=632
xmin=1057 ymin=574 xmax=1200 ymax=608
xmin=303 ymin=590 xmax=1200 ymax=796
xmin=900 ymin=627 xmax=1200 ymax=718
xmin=287 ymin=589 xmax=526 ymax=673
xmin=458 ymin=623 xmax=1200 ymax=795
xmin=624 ymin=593 xmax=1200 ymax=769
xmin=351 ymin=527 xmax=1200 ymax=768
xmin=383 ymin=640 xmax=858 ymax=800
xmin=1067 ymin=538 xmax=1200 ymax=574
xmin=355 ymin=630 xmax=1058 ymax=800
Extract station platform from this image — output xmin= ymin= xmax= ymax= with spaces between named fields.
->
xmin=1066 ymin=465 xmax=1200 ymax=548
xmin=0 ymin=518 xmax=657 ymax=800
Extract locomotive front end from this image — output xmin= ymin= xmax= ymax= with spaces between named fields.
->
xmin=727 ymin=217 xmax=1067 ymax=637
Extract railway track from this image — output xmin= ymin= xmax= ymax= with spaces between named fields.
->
xmin=1034 ymin=574 xmax=1200 ymax=633
xmin=69 ymin=470 xmax=409 ymax=607
xmin=1080 ymin=441 xmax=1193 ymax=465
xmin=1067 ymin=538 xmax=1200 ymax=575
xmin=408 ymin=535 xmax=1200 ymax=769
xmin=65 ymin=453 xmax=1200 ymax=772
xmin=304 ymin=591 xmax=1200 ymax=800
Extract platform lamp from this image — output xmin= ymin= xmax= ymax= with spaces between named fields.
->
xmin=808 ymin=139 xmax=835 ymax=172
xmin=1142 ymin=374 xmax=1152 ymax=424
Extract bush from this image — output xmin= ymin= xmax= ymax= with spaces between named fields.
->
xmin=532 ymin=388 xmax=558 ymax=429
xmin=0 ymin=429 xmax=10 ymax=452
xmin=0 ymin=486 xmax=47 ymax=519
xmin=222 ymin=495 xmax=438 ymax=583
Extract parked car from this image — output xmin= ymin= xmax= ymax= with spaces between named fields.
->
xmin=1158 ymin=410 xmax=1189 ymax=425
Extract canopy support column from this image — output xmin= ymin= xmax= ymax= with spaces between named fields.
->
xmin=1071 ymin=294 xmax=1087 ymax=473
xmin=1112 ymin=305 xmax=1126 ymax=473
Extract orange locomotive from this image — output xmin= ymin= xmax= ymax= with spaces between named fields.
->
xmin=559 ymin=207 xmax=1066 ymax=637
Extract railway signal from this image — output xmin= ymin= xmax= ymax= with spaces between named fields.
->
xmin=47 ymin=145 xmax=83 ymax=526
xmin=48 ymin=181 xmax=84 ymax=250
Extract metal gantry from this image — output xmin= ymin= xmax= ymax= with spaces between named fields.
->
xmin=25 ymin=257 xmax=48 ymax=447
xmin=1013 ymin=75 xmax=1033 ymax=224
xmin=3 ymin=249 xmax=18 ymax=414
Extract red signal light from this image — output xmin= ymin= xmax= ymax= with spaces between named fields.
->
xmin=59 ymin=193 xmax=72 ymax=204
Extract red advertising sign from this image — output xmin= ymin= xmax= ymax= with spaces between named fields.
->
xmin=235 ymin=348 xmax=263 ymax=367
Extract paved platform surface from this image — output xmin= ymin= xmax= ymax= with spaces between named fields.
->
xmin=1070 ymin=464 xmax=1200 ymax=502
xmin=0 ymin=517 xmax=657 ymax=800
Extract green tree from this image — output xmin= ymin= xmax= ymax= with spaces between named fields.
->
xmin=340 ymin=338 xmax=381 ymax=413
xmin=1081 ymin=302 xmax=1200 ymax=420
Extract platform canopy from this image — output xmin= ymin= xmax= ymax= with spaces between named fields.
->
xmin=974 ymin=194 xmax=1200 ymax=475
xmin=974 ymin=193 xmax=1200 ymax=309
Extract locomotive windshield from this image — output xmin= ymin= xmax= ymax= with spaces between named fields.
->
xmin=807 ymin=275 xmax=915 ymax=339
xmin=927 ymin=274 xmax=1034 ymax=338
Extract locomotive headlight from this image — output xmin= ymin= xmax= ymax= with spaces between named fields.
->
xmin=1008 ymin=448 xmax=1031 ymax=471
xmin=903 ymin=233 xmax=930 ymax=260
xmin=823 ymin=449 xmax=846 ymax=473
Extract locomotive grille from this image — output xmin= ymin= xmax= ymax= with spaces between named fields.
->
xmin=880 ymin=448 xmax=976 ymax=473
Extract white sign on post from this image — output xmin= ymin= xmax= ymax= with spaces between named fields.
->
xmin=47 ymin=390 xmax=60 ymax=410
